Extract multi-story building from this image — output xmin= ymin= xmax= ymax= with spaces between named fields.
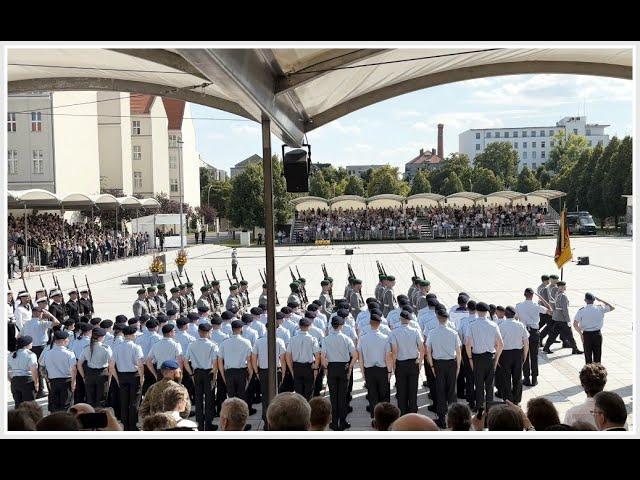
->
xmin=405 ymin=123 xmax=445 ymax=181
xmin=7 ymin=92 xmax=101 ymax=195
xmin=230 ymin=154 xmax=262 ymax=178
xmin=459 ymin=116 xmax=610 ymax=171
xmin=98 ymin=92 xmax=132 ymax=196
xmin=200 ymin=156 xmax=228 ymax=181
xmin=345 ymin=164 xmax=386 ymax=178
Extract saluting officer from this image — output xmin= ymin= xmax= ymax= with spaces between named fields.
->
xmin=389 ymin=310 xmax=424 ymax=415
xmin=382 ymin=275 xmax=398 ymax=317
xmin=318 ymin=280 xmax=333 ymax=317
xmin=133 ymin=288 xmax=149 ymax=320
xmin=573 ymin=293 xmax=614 ymax=364
xmin=251 ymin=323 xmax=287 ymax=429
xmin=321 ymin=315 xmax=357 ymax=431
xmin=77 ymin=327 xmax=113 ymax=408
xmin=357 ymin=314 xmax=392 ymax=420
xmin=285 ymin=316 xmax=321 ymax=400
xmin=543 ymin=281 xmax=582 ymax=355
xmin=465 ymin=302 xmax=503 ymax=411
xmin=425 ymin=308 xmax=462 ymax=429
xmin=66 ymin=290 xmax=82 ymax=322
xmin=155 ymin=284 xmax=168 ymax=314
xmin=349 ymin=279 xmax=366 ymax=319
xmin=109 ymin=325 xmax=144 ymax=431
xmin=14 ymin=291 xmax=33 ymax=334
xmin=39 ymin=330 xmax=77 ymax=412
xmin=146 ymin=286 xmax=159 ymax=316
xmin=21 ymin=305 xmax=59 ymax=397
xmin=184 ymin=322 xmax=219 ymax=431
xmin=516 ymin=288 xmax=550 ymax=386
xmin=374 ymin=274 xmax=386 ymax=304
xmin=497 ymin=306 xmax=528 ymax=404
xmin=217 ymin=320 xmax=254 ymax=406
xmin=8 ymin=335 xmax=39 ymax=407
xmin=79 ymin=289 xmax=94 ymax=320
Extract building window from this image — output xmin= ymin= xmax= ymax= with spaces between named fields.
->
xmin=475 ymin=132 xmax=480 ymax=139
xmin=539 ymin=130 xmax=545 ymax=137
xmin=504 ymin=131 xmax=509 ymax=138
xmin=8 ymin=150 xmax=18 ymax=174
xmin=169 ymin=155 xmax=177 ymax=168
xmin=485 ymin=132 xmax=491 ymax=138
xmin=522 ymin=131 xmax=527 ymax=137
xmin=170 ymin=179 xmax=179 ymax=192
xmin=541 ymin=151 xmax=546 ymax=158
xmin=522 ymin=152 xmax=528 ymax=159
xmin=532 ymin=162 xmax=537 ymax=169
xmin=7 ymin=112 xmax=17 ymax=132
xmin=495 ymin=131 xmax=500 ymax=138
xmin=532 ymin=142 xmax=537 ymax=148
xmin=513 ymin=131 xmax=518 ymax=138
xmin=598 ymin=140 xmax=603 ymax=146
xmin=475 ymin=144 xmax=481 ymax=151
xmin=132 ymin=120 xmax=141 ymax=135
xmin=549 ymin=130 xmax=554 ymax=136
xmin=586 ymin=128 xmax=591 ymax=136
xmin=588 ymin=140 xmax=593 ymax=146
xmin=573 ymin=128 xmax=578 ymax=135
xmin=550 ymin=140 xmax=555 ymax=147
xmin=532 ymin=151 xmax=537 ymax=159
xmin=514 ymin=142 xmax=518 ymax=149
xmin=30 ymin=112 xmax=42 ymax=132
xmin=32 ymin=150 xmax=44 ymax=174
xmin=531 ymin=130 xmax=537 ymax=137
xmin=132 ymin=145 xmax=142 ymax=161
xmin=523 ymin=142 xmax=527 ymax=148
xmin=134 ymin=172 xmax=142 ymax=189
xmin=169 ymin=134 xmax=180 ymax=147
xmin=541 ymin=141 xmax=545 ymax=148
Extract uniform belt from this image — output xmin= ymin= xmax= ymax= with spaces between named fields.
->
xmin=527 ymin=327 xmax=539 ymax=331
xmin=433 ymin=358 xmax=456 ymax=362
xmin=194 ymin=368 xmax=212 ymax=372
xmin=472 ymin=352 xmax=494 ymax=356
xmin=293 ymin=361 xmax=313 ymax=366
xmin=583 ymin=329 xmax=601 ymax=333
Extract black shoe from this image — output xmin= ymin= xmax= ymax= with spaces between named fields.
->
xmin=495 ymin=391 xmax=502 ymax=399
xmin=435 ymin=419 xmax=447 ymax=429
xmin=531 ymin=378 xmax=538 ymax=386
xmin=572 ymin=349 xmax=583 ymax=355
xmin=243 ymin=424 xmax=252 ymax=431
xmin=422 ymin=381 xmax=428 ymax=387
xmin=205 ymin=424 xmax=218 ymax=431
xmin=523 ymin=379 xmax=532 ymax=386
xmin=427 ymin=405 xmax=437 ymax=412
xmin=249 ymin=407 xmax=257 ymax=415
xmin=329 ymin=423 xmax=340 ymax=431
xmin=371 ymin=420 xmax=376 ymax=429
xmin=341 ymin=421 xmax=351 ymax=430
xmin=542 ymin=348 xmax=552 ymax=354
xmin=366 ymin=405 xmax=371 ymax=412
xmin=347 ymin=406 xmax=353 ymax=413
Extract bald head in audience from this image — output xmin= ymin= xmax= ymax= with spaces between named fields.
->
xmin=389 ymin=413 xmax=440 ymax=431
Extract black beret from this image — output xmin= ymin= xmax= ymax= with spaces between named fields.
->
xmin=161 ymin=324 xmax=175 ymax=334
xmin=307 ymin=303 xmax=318 ymax=312
xmin=198 ymin=323 xmax=213 ymax=332
xmin=398 ymin=298 xmax=410 ymax=306
xmin=401 ymin=305 xmax=414 ymax=314
xmin=331 ymin=316 xmax=344 ymax=327
xmin=178 ymin=285 xmax=186 ymax=290
xmin=337 ymin=309 xmax=349 ymax=318
xmin=146 ymin=319 xmax=159 ymax=329
xmin=370 ymin=308 xmax=382 ymax=317
xmin=166 ymin=309 xmax=177 ymax=316
xmin=496 ymin=305 xmax=505 ymax=312
xmin=211 ymin=315 xmax=222 ymax=326
xmin=304 ymin=311 xmax=316 ymax=319
xmin=140 ymin=314 xmax=150 ymax=323
xmin=585 ymin=292 xmax=596 ymax=301
xmin=99 ymin=320 xmax=113 ymax=329
xmin=54 ymin=330 xmax=70 ymax=340
xmin=281 ymin=307 xmax=293 ymax=314
xmin=505 ymin=306 xmax=516 ymax=317
xmin=386 ymin=275 xmax=395 ymax=281
xmin=427 ymin=298 xmax=439 ymax=307
xmin=211 ymin=281 xmax=220 ymax=286
xmin=457 ymin=295 xmax=469 ymax=305
xmin=197 ymin=305 xmax=210 ymax=313
xmin=426 ymin=293 xmax=438 ymax=300
xmin=221 ymin=311 xmax=235 ymax=320
xmin=128 ymin=318 xmax=139 ymax=326
xmin=113 ymin=323 xmax=126 ymax=332
xmin=240 ymin=280 xmax=248 ymax=286
xmin=400 ymin=311 xmax=411 ymax=320
xmin=185 ymin=282 xmax=193 ymax=288
xmin=93 ymin=328 xmax=107 ymax=337
xmin=170 ymin=287 xmax=180 ymax=294
xmin=370 ymin=314 xmax=382 ymax=323
xmin=549 ymin=274 xmax=559 ymax=280
xmin=241 ymin=313 xmax=253 ymax=324
xmin=541 ymin=275 xmax=550 ymax=281
xmin=524 ymin=288 xmax=535 ymax=295
xmin=476 ymin=302 xmax=489 ymax=312
xmin=467 ymin=300 xmax=477 ymax=310
xmin=321 ymin=280 xmax=329 ymax=286
xmin=176 ymin=318 xmax=189 ymax=328
xmin=116 ymin=315 xmax=128 ymax=323
xmin=123 ymin=326 xmax=137 ymax=335
xmin=299 ymin=317 xmax=312 ymax=327
xmin=231 ymin=320 xmax=243 ymax=330
xmin=250 ymin=307 xmax=263 ymax=315
xmin=156 ymin=313 xmax=168 ymax=323
xmin=78 ymin=323 xmax=94 ymax=332
xmin=187 ymin=312 xmax=199 ymax=321
xmin=556 ymin=281 xmax=566 ymax=286
xmin=137 ymin=288 xmax=146 ymax=295
xmin=17 ymin=336 xmax=33 ymax=348
xmin=200 ymin=286 xmax=209 ymax=292
xmin=157 ymin=284 xmax=166 ymax=289
xmin=436 ymin=309 xmax=449 ymax=318
xmin=368 ymin=302 xmax=381 ymax=311
xmin=418 ymin=280 xmax=430 ymax=287
xmin=276 ymin=312 xmax=285 ymax=320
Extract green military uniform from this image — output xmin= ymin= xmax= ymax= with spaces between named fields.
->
xmin=139 ymin=379 xmax=191 ymax=419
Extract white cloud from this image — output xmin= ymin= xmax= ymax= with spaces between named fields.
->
xmin=206 ymin=132 xmax=226 ymax=140
xmin=394 ymin=110 xmax=422 ymax=119
xmin=344 ymin=143 xmax=373 ymax=153
xmin=462 ymin=77 xmax=494 ymax=87
xmin=329 ymin=120 xmax=361 ymax=135
xmin=231 ymin=124 xmax=261 ymax=136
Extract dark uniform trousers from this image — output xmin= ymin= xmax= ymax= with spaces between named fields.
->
xmin=258 ymin=368 xmax=282 ymax=422
xmin=141 ymin=365 xmax=156 ymax=396
xmin=193 ymin=369 xmax=215 ymax=430
xmin=538 ymin=313 xmax=552 ymax=342
xmin=247 ymin=372 xmax=261 ymax=405
xmin=327 ymin=362 xmax=349 ymax=426
xmin=461 ymin=348 xmax=476 ymax=407
xmin=583 ymin=330 xmax=603 ymax=364
xmin=433 ymin=359 xmax=457 ymax=420
xmin=182 ymin=369 xmax=196 ymax=402
xmin=395 ymin=359 xmax=419 ymax=415
xmin=292 ymin=362 xmax=314 ymax=400
xmin=498 ymin=349 xmax=524 ymax=404
xmin=11 ymin=376 xmax=36 ymax=408
xmin=31 ymin=345 xmax=45 ymax=395
xmin=523 ymin=328 xmax=539 ymax=381
xmin=313 ymin=366 xmax=325 ymax=397
xmin=280 ymin=369 xmax=294 ymax=393
xmin=50 ymin=378 xmax=73 ymax=412
xmin=364 ymin=366 xmax=390 ymax=418
xmin=118 ymin=371 xmax=141 ymax=431
xmin=472 ymin=352 xmax=495 ymax=410
xmin=544 ymin=321 xmax=577 ymax=351
xmin=215 ymin=371 xmax=227 ymax=415
xmin=85 ymin=367 xmax=109 ymax=407
xmin=225 ymin=368 xmax=248 ymax=402
xmin=107 ymin=378 xmax=121 ymax=420
xmin=8 ymin=322 xmax=17 ymax=352
xmin=74 ymin=365 xmax=87 ymax=405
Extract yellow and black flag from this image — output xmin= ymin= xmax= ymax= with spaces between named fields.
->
xmin=554 ymin=208 xmax=572 ymax=269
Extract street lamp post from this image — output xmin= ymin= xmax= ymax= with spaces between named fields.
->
xmin=207 ymin=184 xmax=215 ymax=207
xmin=177 ymin=139 xmax=185 ymax=253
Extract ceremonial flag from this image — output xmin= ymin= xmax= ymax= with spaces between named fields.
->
xmin=554 ymin=208 xmax=572 ymax=269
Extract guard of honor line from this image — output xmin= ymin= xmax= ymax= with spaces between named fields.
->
xmin=8 ymin=265 xmax=614 ymax=431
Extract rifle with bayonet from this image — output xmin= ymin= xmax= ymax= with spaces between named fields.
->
xmin=210 ymin=269 xmax=217 ymax=282
xmin=53 ymin=274 xmax=65 ymax=305
xmin=21 ymin=275 xmax=35 ymax=309
xmin=238 ymin=268 xmax=250 ymax=306
xmin=264 ymin=268 xmax=279 ymax=305
xmin=85 ymin=275 xmax=94 ymax=306
xmin=295 ymin=266 xmax=308 ymax=304
xmin=412 ymin=261 xmax=418 ymax=279
xmin=226 ymin=271 xmax=233 ymax=286
xmin=170 ymin=272 xmax=177 ymax=288
xmin=420 ymin=265 xmax=426 ymax=281
xmin=39 ymin=275 xmax=50 ymax=308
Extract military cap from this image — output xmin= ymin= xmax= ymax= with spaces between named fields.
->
xmin=467 ymin=300 xmax=477 ymax=311
xmin=186 ymin=282 xmax=193 ymax=288
xmin=229 ymin=284 xmax=238 ymax=291
xmin=289 ymin=282 xmax=299 ymax=289
xmin=18 ymin=291 xmax=29 ymax=298
xmin=123 ymin=326 xmax=138 ymax=335
xmin=116 ymin=315 xmax=128 ymax=324
xmin=145 ymin=319 xmax=159 ymax=329
xmin=157 ymin=284 xmax=166 ymax=289
xmin=68 ymin=290 xmax=78 ymax=295
xmin=35 ymin=289 xmax=46 ymax=294
xmin=263 ymin=283 xmax=268 ymax=289
xmin=178 ymin=284 xmax=186 ymax=290
xmin=187 ymin=312 xmax=199 ymax=321
xmin=400 ymin=310 xmax=411 ymax=320
xmin=505 ymin=306 xmax=516 ymax=317
xmin=496 ymin=305 xmax=505 ymax=312
xmin=160 ymin=360 xmax=180 ymax=370
xmin=378 ymin=274 xmax=386 ymax=281
xmin=370 ymin=314 xmax=382 ymax=323
xmin=556 ymin=281 xmax=566 ymax=286
xmin=93 ymin=327 xmax=107 ymax=337
xmin=281 ymin=306 xmax=293 ymax=314
xmin=50 ymin=290 xmax=62 ymax=297
xmin=549 ymin=274 xmax=559 ymax=280
xmin=299 ymin=317 xmax=312 ymax=327
xmin=385 ymin=275 xmax=396 ymax=281
xmin=320 ymin=280 xmax=329 ymax=287
xmin=276 ymin=312 xmax=285 ymax=320
xmin=231 ymin=320 xmax=243 ymax=330
xmin=336 ymin=308 xmax=350 ymax=318
xmin=241 ymin=313 xmax=253 ymax=324
xmin=541 ymin=275 xmax=550 ymax=281
xmin=161 ymin=324 xmax=175 ymax=334
xmin=211 ymin=315 xmax=223 ymax=326
xmin=100 ymin=320 xmax=113 ymax=329
xmin=166 ymin=308 xmax=178 ymax=317
xmin=250 ymin=307 xmax=263 ymax=316
xmin=221 ymin=311 xmax=235 ymax=320
xmin=170 ymin=287 xmax=180 ymax=294
xmin=524 ymin=288 xmax=535 ymax=295
xmin=211 ymin=280 xmax=220 ymax=287
xmin=198 ymin=322 xmax=213 ymax=332
xmin=352 ymin=279 xmax=362 ymax=285
xmin=366 ymin=297 xmax=377 ymax=304
xmin=176 ymin=318 xmax=189 ymax=328
xmin=370 ymin=308 xmax=383 ymax=317
xmin=200 ymin=286 xmax=209 ymax=292
xmin=427 ymin=298 xmax=439 ymax=307
xmin=17 ymin=336 xmax=33 ymax=348
xmin=436 ymin=308 xmax=449 ymax=318
xmin=298 ymin=278 xmax=306 ymax=284
xmin=304 ymin=311 xmax=316 ymax=319
xmin=585 ymin=292 xmax=596 ymax=301
xmin=476 ymin=302 xmax=489 ymax=312
xmin=239 ymin=280 xmax=248 ymax=286
xmin=54 ymin=330 xmax=70 ymax=340
xmin=418 ymin=280 xmax=430 ymax=287
xmin=80 ymin=288 xmax=89 ymax=294
xmin=36 ymin=297 xmax=47 ymax=304
xmin=197 ymin=305 xmax=210 ymax=313
xmin=326 ymin=277 xmax=333 ymax=282
xmin=78 ymin=322 xmax=94 ymax=332
xmin=147 ymin=286 xmax=156 ymax=292
xmin=331 ymin=316 xmax=345 ymax=327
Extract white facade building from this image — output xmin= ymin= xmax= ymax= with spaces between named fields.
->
xmin=98 ymin=92 xmax=133 ymax=195
xmin=459 ymin=116 xmax=610 ymax=171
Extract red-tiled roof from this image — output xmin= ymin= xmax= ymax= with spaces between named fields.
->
xmin=162 ymin=98 xmax=186 ymax=130
xmin=130 ymin=94 xmax=155 ymax=115
xmin=407 ymin=151 xmax=442 ymax=166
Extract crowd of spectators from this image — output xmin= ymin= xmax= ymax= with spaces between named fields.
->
xmin=8 ymin=212 xmax=150 ymax=273
xmin=294 ymin=204 xmax=549 ymax=242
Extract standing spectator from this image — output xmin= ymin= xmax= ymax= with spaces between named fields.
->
xmin=309 ymin=397 xmax=332 ymax=431
xmin=257 ymin=232 xmax=263 ymax=246
xmin=593 ymin=391 xmax=628 ymax=431
xmin=564 ymin=363 xmax=608 ymax=428
xmin=201 ymin=228 xmax=206 ymax=244
xmin=162 ymin=385 xmax=198 ymax=430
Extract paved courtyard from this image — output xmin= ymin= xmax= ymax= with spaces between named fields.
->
xmin=12 ymin=236 xmax=634 ymax=430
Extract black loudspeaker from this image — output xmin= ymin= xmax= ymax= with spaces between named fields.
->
xmin=577 ymin=256 xmax=589 ymax=265
xmin=519 ymin=245 xmax=528 ymax=252
xmin=283 ymin=148 xmax=310 ymax=192
xmin=461 ymin=246 xmax=470 ymax=252
xmin=345 ymin=249 xmax=353 ymax=255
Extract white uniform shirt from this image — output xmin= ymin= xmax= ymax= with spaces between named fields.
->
xmin=574 ymin=304 xmax=611 ymax=332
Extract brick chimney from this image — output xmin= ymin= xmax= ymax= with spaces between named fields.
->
xmin=437 ymin=123 xmax=444 ymax=159
xmin=420 ymin=148 xmax=424 ymax=155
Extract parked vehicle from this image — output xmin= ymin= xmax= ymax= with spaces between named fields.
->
xmin=567 ymin=211 xmax=597 ymax=234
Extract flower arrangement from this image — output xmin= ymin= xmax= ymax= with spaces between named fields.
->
xmin=150 ymin=256 xmax=164 ymax=273
xmin=175 ymin=250 xmax=188 ymax=267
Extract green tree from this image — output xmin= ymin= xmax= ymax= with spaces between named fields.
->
xmin=473 ymin=142 xmax=519 ymax=182
xmin=367 ymin=166 xmax=410 ymax=196
xmin=602 ymin=136 xmax=632 ymax=225
xmin=588 ymin=137 xmax=620 ymax=226
xmin=202 ymin=180 xmax=232 ymax=219
xmin=534 ymin=166 xmax=551 ymax=188
xmin=516 ymin=166 xmax=541 ymax=193
xmin=430 ymin=153 xmax=471 ymax=193
xmin=470 ymin=167 xmax=504 ymax=195
xmin=547 ymin=132 xmax=589 ymax=173
xmin=343 ymin=175 xmax=365 ymax=196
xmin=409 ymin=169 xmax=432 ymax=195
xmin=440 ymin=172 xmax=464 ymax=196
xmin=272 ymin=156 xmax=294 ymax=225
xmin=309 ymin=170 xmax=333 ymax=199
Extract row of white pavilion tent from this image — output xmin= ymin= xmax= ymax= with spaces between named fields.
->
xmin=8 ymin=189 xmax=161 ymax=212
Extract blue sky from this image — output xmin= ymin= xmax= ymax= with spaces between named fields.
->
xmin=190 ymin=74 xmax=633 ymax=174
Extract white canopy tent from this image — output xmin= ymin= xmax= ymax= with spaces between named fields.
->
xmin=130 ymin=213 xmax=187 ymax=248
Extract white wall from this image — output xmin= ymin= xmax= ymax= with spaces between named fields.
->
xmin=52 ymin=92 xmax=101 ymax=195
xmin=150 ymin=98 xmax=169 ymax=197
xmin=98 ymin=92 xmax=132 ymax=194
xmin=406 ymin=198 xmax=441 ymax=208
xmin=367 ymin=199 xmax=403 ymax=209
xmin=131 ymin=115 xmax=154 ymax=196
xmin=295 ymin=200 xmax=329 ymax=211
xmin=331 ymin=200 xmax=366 ymax=210
xmin=180 ymin=104 xmax=201 ymax=209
